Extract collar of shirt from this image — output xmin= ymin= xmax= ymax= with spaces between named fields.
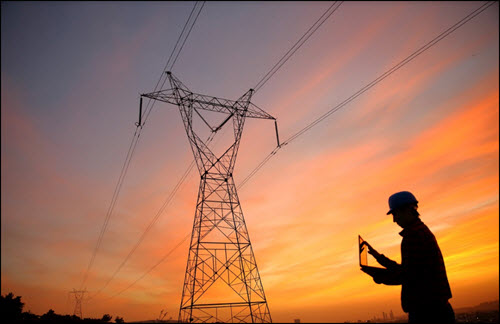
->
xmin=399 ymin=218 xmax=424 ymax=237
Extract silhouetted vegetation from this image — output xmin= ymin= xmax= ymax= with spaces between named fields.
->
xmin=0 ymin=292 xmax=125 ymax=323
xmin=101 ymin=314 xmax=112 ymax=322
xmin=1 ymin=292 xmax=24 ymax=321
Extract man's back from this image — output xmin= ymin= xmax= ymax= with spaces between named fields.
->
xmin=400 ymin=219 xmax=452 ymax=312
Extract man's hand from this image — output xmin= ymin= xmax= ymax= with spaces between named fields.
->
xmin=372 ymin=274 xmax=383 ymax=284
xmin=361 ymin=241 xmax=381 ymax=260
xmin=360 ymin=266 xmax=384 ymax=284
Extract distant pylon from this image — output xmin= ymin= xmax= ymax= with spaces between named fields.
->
xmin=70 ymin=289 xmax=87 ymax=319
xmin=142 ymin=72 xmax=275 ymax=323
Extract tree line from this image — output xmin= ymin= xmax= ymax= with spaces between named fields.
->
xmin=0 ymin=292 xmax=124 ymax=323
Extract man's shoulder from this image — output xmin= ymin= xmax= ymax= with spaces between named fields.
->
xmin=403 ymin=220 xmax=436 ymax=241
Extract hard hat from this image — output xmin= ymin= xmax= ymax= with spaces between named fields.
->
xmin=387 ymin=191 xmax=418 ymax=215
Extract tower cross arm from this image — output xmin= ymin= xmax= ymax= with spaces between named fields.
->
xmin=141 ymin=89 xmax=179 ymax=106
xmin=141 ymin=90 xmax=275 ymax=120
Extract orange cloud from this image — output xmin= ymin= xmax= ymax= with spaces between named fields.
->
xmin=233 ymin=61 xmax=499 ymax=321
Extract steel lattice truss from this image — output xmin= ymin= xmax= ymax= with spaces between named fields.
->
xmin=70 ymin=289 xmax=86 ymax=319
xmin=142 ymin=72 xmax=273 ymax=323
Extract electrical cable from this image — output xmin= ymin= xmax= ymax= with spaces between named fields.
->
xmin=90 ymin=0 xmax=496 ymax=297
xmin=107 ymin=233 xmax=191 ymax=300
xmin=91 ymin=122 xmax=231 ymax=299
xmin=89 ymin=0 xmax=344 ymax=295
xmin=79 ymin=0 xmax=205 ymax=293
xmin=253 ymin=1 xmax=343 ymax=93
xmin=142 ymin=1 xmax=206 ymax=127
xmin=80 ymin=127 xmax=140 ymax=290
xmin=170 ymin=1 xmax=206 ymax=70
xmin=141 ymin=0 xmax=198 ymax=121
xmin=282 ymin=1 xmax=496 ymax=145
xmin=239 ymin=0 xmax=496 ymax=189
xmin=88 ymin=133 xmax=214 ymax=300
xmin=93 ymin=128 xmax=226 ymax=300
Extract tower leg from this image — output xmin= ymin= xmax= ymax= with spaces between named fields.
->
xmin=178 ymin=176 xmax=271 ymax=323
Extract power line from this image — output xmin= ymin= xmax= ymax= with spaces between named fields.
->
xmin=90 ymin=1 xmax=344 ymax=296
xmin=239 ymin=0 xmax=496 ymax=189
xmin=95 ymin=127 xmax=229 ymax=299
xmin=237 ymin=146 xmax=279 ymax=190
xmin=88 ymin=133 xmax=214 ymax=300
xmin=79 ymin=1 xmax=205 ymax=293
xmin=98 ymin=0 xmax=331 ymax=289
xmin=90 ymin=124 xmax=232 ymax=299
xmin=92 ymin=0 xmax=496 ymax=297
xmin=87 ymin=160 xmax=195 ymax=299
xmin=142 ymin=1 xmax=206 ymax=127
xmin=170 ymin=1 xmax=206 ymax=70
xmin=86 ymin=2 xmax=209 ymax=299
xmin=163 ymin=1 xmax=200 ymax=74
xmin=254 ymin=1 xmax=343 ymax=93
xmin=107 ymin=234 xmax=191 ymax=300
xmin=80 ymin=127 xmax=141 ymax=290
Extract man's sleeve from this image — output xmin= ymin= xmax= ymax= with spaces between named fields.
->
xmin=363 ymin=267 xmax=402 ymax=285
xmin=376 ymin=254 xmax=401 ymax=271
xmin=375 ymin=254 xmax=403 ymax=285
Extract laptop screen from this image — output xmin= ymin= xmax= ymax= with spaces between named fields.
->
xmin=359 ymin=235 xmax=368 ymax=267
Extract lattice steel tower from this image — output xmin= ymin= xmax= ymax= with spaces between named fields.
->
xmin=142 ymin=72 xmax=274 ymax=323
xmin=70 ymin=289 xmax=86 ymax=319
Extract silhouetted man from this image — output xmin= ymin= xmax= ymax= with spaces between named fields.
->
xmin=361 ymin=191 xmax=454 ymax=323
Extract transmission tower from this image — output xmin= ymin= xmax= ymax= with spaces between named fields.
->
xmin=70 ymin=289 xmax=87 ymax=319
xmin=142 ymin=72 xmax=275 ymax=323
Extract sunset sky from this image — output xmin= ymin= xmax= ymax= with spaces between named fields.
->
xmin=1 ymin=1 xmax=498 ymax=322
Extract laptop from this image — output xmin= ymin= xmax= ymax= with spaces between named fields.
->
xmin=358 ymin=235 xmax=387 ymax=276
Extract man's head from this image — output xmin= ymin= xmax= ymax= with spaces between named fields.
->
xmin=387 ymin=191 xmax=419 ymax=228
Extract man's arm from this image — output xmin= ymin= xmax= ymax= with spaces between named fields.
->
xmin=361 ymin=266 xmax=402 ymax=285
xmin=362 ymin=241 xmax=402 ymax=270
xmin=361 ymin=241 xmax=403 ymax=285
xmin=376 ymin=254 xmax=401 ymax=271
